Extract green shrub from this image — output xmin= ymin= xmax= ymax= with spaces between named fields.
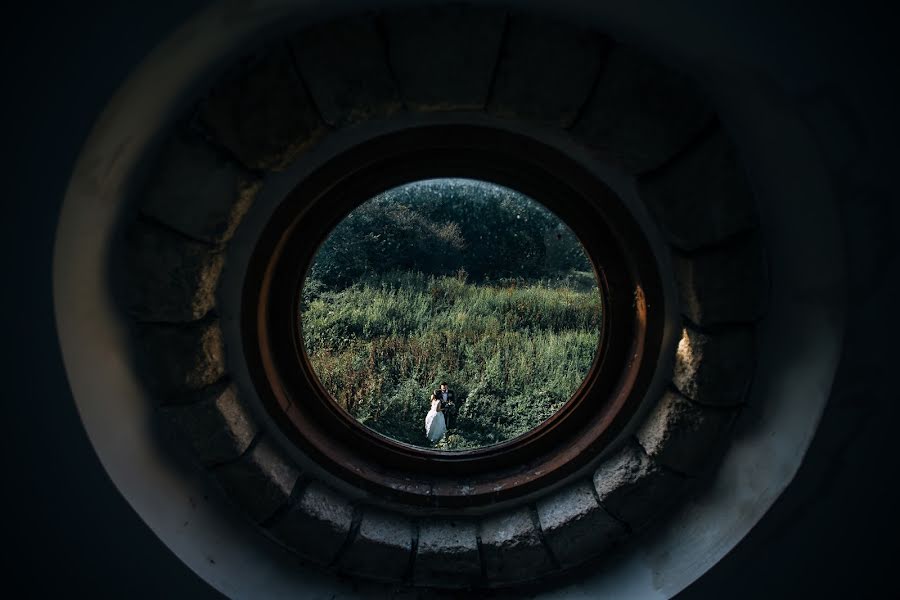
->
xmin=308 ymin=179 xmax=592 ymax=288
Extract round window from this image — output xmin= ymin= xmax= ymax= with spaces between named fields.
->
xmin=299 ymin=178 xmax=603 ymax=451
xmin=243 ymin=125 xmax=661 ymax=506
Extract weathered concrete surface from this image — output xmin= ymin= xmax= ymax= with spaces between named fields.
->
xmin=340 ymin=508 xmax=413 ymax=582
xmin=673 ymin=234 xmax=768 ymax=325
xmin=673 ymin=325 xmax=755 ymax=407
xmin=125 ymin=221 xmax=224 ymax=322
xmin=160 ymin=381 xmax=258 ymax=465
xmin=592 ymin=442 xmax=685 ymax=528
xmin=636 ymin=388 xmax=739 ymax=475
xmin=268 ymin=481 xmax=353 ymax=566
xmin=414 ymin=519 xmax=480 ymax=588
xmin=213 ymin=437 xmax=300 ymax=523
xmin=137 ymin=318 xmax=225 ymax=394
xmin=139 ymin=127 xmax=261 ymax=244
xmin=51 ymin=1 xmax=852 ymax=595
xmin=479 ymin=507 xmax=555 ymax=585
xmin=384 ymin=5 xmax=505 ymax=111
xmin=488 ymin=15 xmax=608 ymax=127
xmin=640 ymin=127 xmax=759 ymax=251
xmin=291 ymin=16 xmax=401 ymax=126
xmin=536 ymin=480 xmax=625 ymax=569
xmin=198 ymin=45 xmax=326 ymax=171
xmin=573 ymin=45 xmax=713 ymax=174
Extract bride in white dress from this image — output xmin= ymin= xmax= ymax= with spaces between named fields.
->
xmin=424 ymin=394 xmax=447 ymax=442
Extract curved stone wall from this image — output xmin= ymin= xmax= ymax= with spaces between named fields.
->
xmin=47 ymin=1 xmax=851 ymax=598
xmin=118 ymin=6 xmax=765 ymax=590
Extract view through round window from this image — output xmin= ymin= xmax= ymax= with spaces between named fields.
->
xmin=299 ymin=179 xmax=602 ymax=451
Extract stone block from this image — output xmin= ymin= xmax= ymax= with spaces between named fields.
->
xmin=640 ymin=128 xmax=758 ymax=251
xmin=138 ymin=319 xmax=225 ymax=395
xmin=198 ymin=45 xmax=326 ymax=171
xmin=636 ymin=388 xmax=739 ymax=475
xmin=573 ymin=45 xmax=712 ymax=174
xmin=536 ymin=480 xmax=625 ymax=569
xmin=340 ymin=508 xmax=413 ymax=582
xmin=413 ymin=519 xmax=480 ymax=588
xmin=291 ymin=16 xmax=401 ymax=126
xmin=384 ymin=5 xmax=505 ymax=111
xmin=268 ymin=481 xmax=354 ymax=566
xmin=139 ymin=127 xmax=261 ymax=244
xmin=673 ymin=325 xmax=755 ymax=407
xmin=160 ymin=381 xmax=258 ymax=465
xmin=488 ymin=15 xmax=609 ymax=127
xmin=125 ymin=221 xmax=224 ymax=322
xmin=479 ymin=508 xmax=555 ymax=585
xmin=673 ymin=234 xmax=768 ymax=325
xmin=213 ymin=437 xmax=300 ymax=523
xmin=592 ymin=442 xmax=685 ymax=528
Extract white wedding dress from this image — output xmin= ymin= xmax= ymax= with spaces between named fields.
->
xmin=424 ymin=398 xmax=447 ymax=442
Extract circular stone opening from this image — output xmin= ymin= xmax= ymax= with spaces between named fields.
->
xmin=243 ymin=125 xmax=663 ymax=506
xmin=299 ymin=178 xmax=603 ymax=451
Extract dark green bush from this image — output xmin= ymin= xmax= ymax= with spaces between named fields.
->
xmin=308 ymin=180 xmax=591 ymax=289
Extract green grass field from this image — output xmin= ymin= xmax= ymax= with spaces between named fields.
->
xmin=301 ymin=271 xmax=602 ymax=450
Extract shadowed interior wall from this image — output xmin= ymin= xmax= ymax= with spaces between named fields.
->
xmin=3 ymin=0 xmax=899 ymax=598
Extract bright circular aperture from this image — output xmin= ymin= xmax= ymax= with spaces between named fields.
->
xmin=299 ymin=179 xmax=602 ymax=451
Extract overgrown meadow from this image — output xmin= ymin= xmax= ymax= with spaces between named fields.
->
xmin=299 ymin=180 xmax=602 ymax=450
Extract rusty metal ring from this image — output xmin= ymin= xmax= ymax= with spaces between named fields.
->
xmin=243 ymin=124 xmax=665 ymax=508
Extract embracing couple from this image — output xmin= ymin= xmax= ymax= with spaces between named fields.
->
xmin=424 ymin=382 xmax=457 ymax=442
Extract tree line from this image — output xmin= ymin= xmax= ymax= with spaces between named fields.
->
xmin=307 ymin=179 xmax=592 ymax=290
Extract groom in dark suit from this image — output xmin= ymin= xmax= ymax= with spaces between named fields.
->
xmin=434 ymin=382 xmax=457 ymax=429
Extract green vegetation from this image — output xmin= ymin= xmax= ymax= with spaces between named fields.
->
xmin=301 ymin=272 xmax=601 ymax=450
xmin=300 ymin=178 xmax=602 ymax=450
xmin=308 ymin=179 xmax=590 ymax=289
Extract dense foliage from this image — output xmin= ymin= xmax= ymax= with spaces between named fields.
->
xmin=301 ymin=180 xmax=602 ymax=450
xmin=302 ymin=272 xmax=600 ymax=449
xmin=307 ymin=179 xmax=590 ymax=289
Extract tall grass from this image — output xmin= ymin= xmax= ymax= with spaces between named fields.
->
xmin=301 ymin=271 xmax=602 ymax=450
